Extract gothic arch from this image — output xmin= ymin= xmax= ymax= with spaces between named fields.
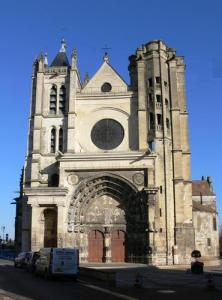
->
xmin=92 ymin=107 xmax=130 ymax=118
xmin=68 ymin=173 xmax=147 ymax=231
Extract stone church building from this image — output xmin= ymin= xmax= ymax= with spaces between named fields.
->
xmin=15 ymin=39 xmax=219 ymax=265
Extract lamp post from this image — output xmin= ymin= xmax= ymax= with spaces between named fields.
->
xmin=1 ymin=226 xmax=5 ymax=243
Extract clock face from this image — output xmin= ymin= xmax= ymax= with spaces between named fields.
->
xmin=91 ymin=119 xmax=124 ymax=150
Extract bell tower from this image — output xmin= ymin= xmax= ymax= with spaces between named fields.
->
xmin=129 ymin=40 xmax=194 ymax=264
xmin=24 ymin=39 xmax=81 ymax=188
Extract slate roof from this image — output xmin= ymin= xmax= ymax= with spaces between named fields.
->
xmin=50 ymin=52 xmax=70 ymax=67
xmin=192 ymin=180 xmax=215 ymax=196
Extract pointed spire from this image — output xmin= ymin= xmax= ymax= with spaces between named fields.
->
xmin=83 ymin=72 xmax=90 ymax=86
xmin=38 ymin=52 xmax=45 ymax=72
xmin=72 ymin=48 xmax=77 ymax=59
xmin=71 ymin=48 xmax=77 ymax=69
xmin=39 ymin=51 xmax=44 ymax=60
xmin=44 ymin=53 xmax=48 ymax=65
xmin=60 ymin=38 xmax=67 ymax=53
xmin=103 ymin=51 xmax=109 ymax=63
xmin=32 ymin=57 xmax=38 ymax=76
xmin=51 ymin=40 xmax=70 ymax=67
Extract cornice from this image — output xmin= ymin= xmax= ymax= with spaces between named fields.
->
xmin=24 ymin=187 xmax=68 ymax=197
xmin=58 ymin=151 xmax=157 ymax=163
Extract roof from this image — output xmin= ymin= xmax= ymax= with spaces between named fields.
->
xmin=192 ymin=202 xmax=216 ymax=213
xmin=192 ymin=180 xmax=215 ymax=196
xmin=50 ymin=52 xmax=70 ymax=67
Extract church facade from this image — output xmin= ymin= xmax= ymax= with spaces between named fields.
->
xmin=16 ymin=39 xmax=219 ymax=265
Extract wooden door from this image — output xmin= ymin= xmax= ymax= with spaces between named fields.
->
xmin=88 ymin=230 xmax=104 ymax=262
xmin=111 ymin=230 xmax=125 ymax=262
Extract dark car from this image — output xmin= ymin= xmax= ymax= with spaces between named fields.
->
xmin=14 ymin=252 xmax=30 ymax=268
xmin=26 ymin=251 xmax=40 ymax=273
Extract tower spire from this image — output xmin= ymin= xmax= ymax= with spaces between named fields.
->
xmin=44 ymin=53 xmax=48 ymax=65
xmin=60 ymin=38 xmax=67 ymax=53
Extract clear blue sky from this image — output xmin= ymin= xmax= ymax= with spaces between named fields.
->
xmin=0 ymin=0 xmax=221 ymax=239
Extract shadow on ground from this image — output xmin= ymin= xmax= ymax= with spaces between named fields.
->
xmin=1 ymin=260 xmax=222 ymax=300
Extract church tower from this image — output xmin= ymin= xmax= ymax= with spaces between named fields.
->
xmin=19 ymin=39 xmax=195 ymax=265
xmin=129 ymin=40 xmax=194 ymax=263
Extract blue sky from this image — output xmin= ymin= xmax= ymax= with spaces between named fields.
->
xmin=0 ymin=0 xmax=221 ymax=238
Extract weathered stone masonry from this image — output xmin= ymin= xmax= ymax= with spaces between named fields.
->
xmin=15 ymin=39 xmax=219 ymax=265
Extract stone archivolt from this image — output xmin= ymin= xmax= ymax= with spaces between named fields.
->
xmin=68 ymin=175 xmax=147 ymax=233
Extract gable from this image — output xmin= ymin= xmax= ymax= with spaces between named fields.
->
xmin=82 ymin=61 xmax=128 ymax=93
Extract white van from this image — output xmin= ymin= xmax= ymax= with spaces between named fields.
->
xmin=35 ymin=248 xmax=79 ymax=279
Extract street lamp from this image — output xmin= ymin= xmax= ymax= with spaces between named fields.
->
xmin=1 ymin=226 xmax=5 ymax=243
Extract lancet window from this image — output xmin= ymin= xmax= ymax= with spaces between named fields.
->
xmin=59 ymin=86 xmax=66 ymax=114
xmin=50 ymin=128 xmax=56 ymax=153
xmin=49 ymin=86 xmax=57 ymax=114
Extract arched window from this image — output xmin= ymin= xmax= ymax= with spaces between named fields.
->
xmin=166 ymin=118 xmax=170 ymax=129
xmin=59 ymin=86 xmax=66 ymax=114
xmin=157 ymin=114 xmax=162 ymax=125
xmin=59 ymin=128 xmax=63 ymax=152
xmin=149 ymin=113 xmax=155 ymax=129
xmin=50 ymin=128 xmax=56 ymax=153
xmin=50 ymin=86 xmax=57 ymax=114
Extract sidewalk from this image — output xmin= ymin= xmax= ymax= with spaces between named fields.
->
xmin=80 ymin=263 xmax=222 ymax=289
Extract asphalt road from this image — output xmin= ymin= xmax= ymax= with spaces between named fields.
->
xmin=0 ymin=259 xmax=135 ymax=300
xmin=0 ymin=259 xmax=222 ymax=300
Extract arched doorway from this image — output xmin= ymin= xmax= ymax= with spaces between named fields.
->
xmin=111 ymin=230 xmax=125 ymax=262
xmin=68 ymin=174 xmax=148 ymax=263
xmin=44 ymin=209 xmax=57 ymax=247
xmin=88 ymin=230 xmax=104 ymax=262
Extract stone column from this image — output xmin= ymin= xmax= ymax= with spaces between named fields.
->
xmin=79 ymin=229 xmax=87 ymax=263
xmin=31 ymin=204 xmax=42 ymax=251
xmin=57 ymin=204 xmax=65 ymax=248
xmin=104 ymin=228 xmax=112 ymax=263
xmin=145 ymin=190 xmax=157 ymax=264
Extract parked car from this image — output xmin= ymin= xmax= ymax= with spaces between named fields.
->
xmin=26 ymin=251 xmax=40 ymax=273
xmin=14 ymin=252 xmax=30 ymax=268
xmin=35 ymin=248 xmax=79 ymax=279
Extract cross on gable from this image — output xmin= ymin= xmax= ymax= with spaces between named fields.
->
xmin=102 ymin=45 xmax=111 ymax=56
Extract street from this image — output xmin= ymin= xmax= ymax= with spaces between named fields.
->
xmin=0 ymin=259 xmax=222 ymax=300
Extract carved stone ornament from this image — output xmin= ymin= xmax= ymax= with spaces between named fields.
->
xmin=68 ymin=175 xmax=147 ymax=231
xmin=132 ymin=172 xmax=144 ymax=186
xmin=68 ymin=174 xmax=79 ymax=185
xmin=68 ymin=224 xmax=74 ymax=232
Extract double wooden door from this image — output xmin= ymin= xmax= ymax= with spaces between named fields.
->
xmin=88 ymin=229 xmax=125 ymax=262
xmin=88 ymin=230 xmax=104 ymax=262
xmin=111 ymin=230 xmax=125 ymax=262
